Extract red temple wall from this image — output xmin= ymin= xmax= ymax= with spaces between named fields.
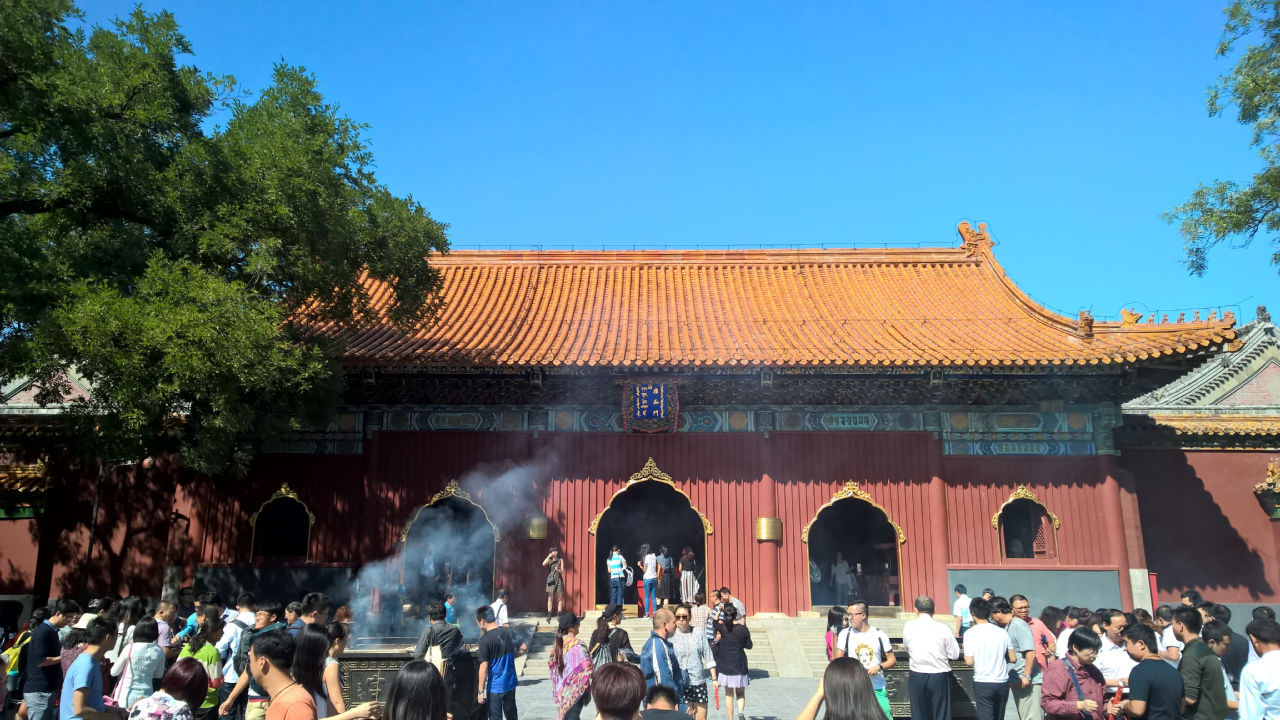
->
xmin=0 ymin=519 xmax=39 ymax=594
xmin=180 ymin=431 xmax=1135 ymax=616
xmin=940 ymin=456 xmax=1123 ymax=568
xmin=0 ymin=458 xmax=180 ymax=602
xmin=1122 ymin=448 xmax=1280 ymax=604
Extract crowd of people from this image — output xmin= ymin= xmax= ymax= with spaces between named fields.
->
xmin=6 ymin=580 xmax=1280 ymax=720
xmin=800 ymin=584 xmax=1280 ymax=720
xmin=0 ymin=591 xmax=387 ymax=720
xmin=406 ymin=583 xmax=750 ymax=720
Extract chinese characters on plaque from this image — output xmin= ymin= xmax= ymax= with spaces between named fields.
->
xmin=622 ymin=380 xmax=678 ymax=433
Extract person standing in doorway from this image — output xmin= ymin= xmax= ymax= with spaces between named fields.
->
xmin=964 ymin=598 xmax=1015 ymax=720
xmin=638 ymin=545 xmax=658 ymax=619
xmin=679 ymin=548 xmax=700 ymax=605
xmin=543 ymin=549 xmax=565 ymax=624
xmin=654 ymin=548 xmax=674 ymax=611
xmin=835 ymin=601 xmax=896 ymax=720
xmin=831 ymin=552 xmax=854 ymax=605
xmin=606 ymin=546 xmax=627 ymax=610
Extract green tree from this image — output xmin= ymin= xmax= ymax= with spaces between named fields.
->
xmin=1167 ymin=0 xmax=1280 ymax=275
xmin=0 ymin=0 xmax=449 ymax=473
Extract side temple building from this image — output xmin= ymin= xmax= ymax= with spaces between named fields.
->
xmin=2 ymin=222 xmax=1273 ymax=620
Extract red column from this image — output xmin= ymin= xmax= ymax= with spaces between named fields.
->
xmin=928 ymin=439 xmax=950 ymax=603
xmin=755 ymin=472 xmax=781 ymax=614
xmin=1100 ymin=456 xmax=1135 ymax=609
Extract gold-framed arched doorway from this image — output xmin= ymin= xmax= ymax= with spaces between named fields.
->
xmin=587 ymin=458 xmax=713 ymax=607
xmin=399 ymin=480 xmax=501 ymax=612
xmin=802 ymin=480 xmax=905 ymax=611
xmin=249 ymin=483 xmax=315 ymax=562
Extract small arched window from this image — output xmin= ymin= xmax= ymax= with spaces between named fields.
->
xmin=250 ymin=484 xmax=314 ymax=563
xmin=994 ymin=486 xmax=1059 ymax=561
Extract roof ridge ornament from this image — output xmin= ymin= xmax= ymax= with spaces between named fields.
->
xmin=957 ymin=221 xmax=993 ymax=257
xmin=1076 ymin=311 xmax=1094 ymax=338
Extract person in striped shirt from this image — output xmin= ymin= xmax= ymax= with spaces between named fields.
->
xmin=607 ymin=546 xmax=627 ymax=608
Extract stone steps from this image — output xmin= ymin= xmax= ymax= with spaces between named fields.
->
xmin=514 ymin=612 xmax=938 ymax=681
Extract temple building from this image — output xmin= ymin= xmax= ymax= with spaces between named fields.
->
xmin=1 ymin=221 xmax=1271 ymax=622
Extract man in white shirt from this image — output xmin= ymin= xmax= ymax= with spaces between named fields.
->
xmin=1240 ymin=618 xmax=1280 ymax=720
xmin=903 ymin=596 xmax=959 ymax=720
xmin=1093 ymin=609 xmax=1137 ymax=694
xmin=836 ymin=601 xmax=897 ymax=720
xmin=1154 ymin=605 xmax=1183 ymax=667
xmin=964 ymin=598 xmax=1016 ymax=720
xmin=489 ymin=588 xmax=510 ymax=627
xmin=1055 ymin=607 xmax=1086 ymax=659
xmin=952 ymin=585 xmax=973 ymax=638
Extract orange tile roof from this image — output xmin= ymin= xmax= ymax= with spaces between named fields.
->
xmin=315 ymin=223 xmax=1236 ymax=368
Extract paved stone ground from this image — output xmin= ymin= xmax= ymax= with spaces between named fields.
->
xmin=510 ymin=675 xmax=819 ymax=720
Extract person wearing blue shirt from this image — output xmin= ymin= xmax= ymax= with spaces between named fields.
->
xmin=475 ymin=606 xmax=526 ymax=720
xmin=444 ymin=593 xmax=457 ymax=626
xmin=640 ymin=609 xmax=683 ymax=702
xmin=606 ymin=546 xmax=626 ymax=609
xmin=60 ymin=617 xmax=124 ymax=720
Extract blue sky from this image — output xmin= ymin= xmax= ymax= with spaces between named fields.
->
xmin=82 ymin=1 xmax=1278 ymax=323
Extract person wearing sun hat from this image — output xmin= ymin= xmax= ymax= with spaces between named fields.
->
xmin=549 ymin=612 xmax=591 ymax=720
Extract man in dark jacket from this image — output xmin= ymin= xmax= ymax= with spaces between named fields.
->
xmin=1173 ymin=606 xmax=1226 ymax=720
xmin=413 ymin=602 xmax=463 ymax=702
xmin=1209 ymin=605 xmax=1249 ymax=692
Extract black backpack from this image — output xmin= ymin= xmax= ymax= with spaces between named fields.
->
xmin=231 ymin=621 xmax=267 ymax=676
xmin=591 ymin=628 xmax=617 ymax=668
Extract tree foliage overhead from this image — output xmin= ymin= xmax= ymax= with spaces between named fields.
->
xmin=1166 ymin=0 xmax=1280 ymax=275
xmin=0 ymin=0 xmax=449 ymax=473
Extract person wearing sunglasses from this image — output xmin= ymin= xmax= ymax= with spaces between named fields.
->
xmin=669 ymin=605 xmax=716 ymax=720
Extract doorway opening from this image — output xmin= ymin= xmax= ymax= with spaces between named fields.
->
xmin=403 ymin=494 xmax=496 ymax=617
xmin=593 ymin=481 xmax=706 ymax=607
xmin=807 ymin=498 xmax=901 ymax=608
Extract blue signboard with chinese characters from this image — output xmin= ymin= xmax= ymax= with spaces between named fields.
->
xmin=633 ymin=382 xmax=668 ymax=419
xmin=623 ymin=380 xmax=679 ymax=432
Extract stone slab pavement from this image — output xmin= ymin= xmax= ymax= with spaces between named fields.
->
xmin=509 ymin=675 xmax=819 ymax=720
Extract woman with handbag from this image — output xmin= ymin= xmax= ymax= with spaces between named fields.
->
xmin=111 ymin=618 xmax=165 ymax=710
xmin=549 ymin=613 xmax=592 ymax=720
xmin=1040 ymin=628 xmax=1106 ymax=720
xmin=543 ymin=548 xmax=565 ymax=623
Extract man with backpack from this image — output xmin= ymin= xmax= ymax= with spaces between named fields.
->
xmin=5 ymin=607 xmax=49 ymax=715
xmin=25 ymin=600 xmax=80 ymax=720
xmin=218 ymin=601 xmax=286 ymax=720
xmin=835 ymin=601 xmax=897 ymax=720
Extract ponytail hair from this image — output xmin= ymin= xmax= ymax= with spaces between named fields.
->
xmin=189 ymin=616 xmax=224 ymax=654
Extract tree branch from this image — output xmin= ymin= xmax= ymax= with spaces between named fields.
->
xmin=0 ymin=195 xmax=155 ymax=227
